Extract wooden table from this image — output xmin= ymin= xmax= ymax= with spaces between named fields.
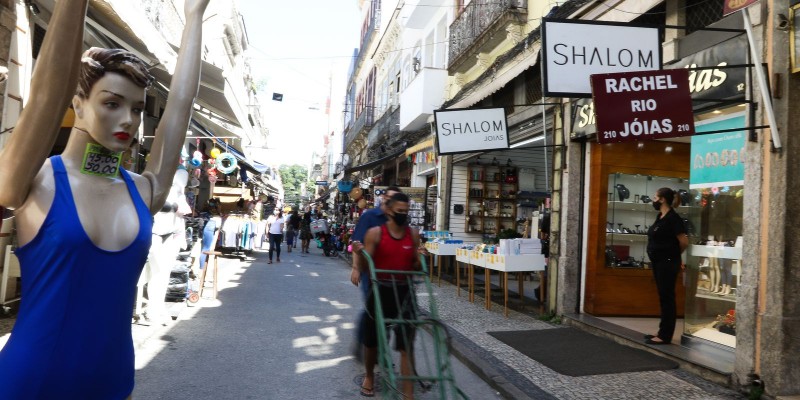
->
xmin=484 ymin=254 xmax=546 ymax=316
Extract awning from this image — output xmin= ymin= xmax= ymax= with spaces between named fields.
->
xmin=87 ymin=0 xmax=177 ymax=72
xmin=191 ymin=119 xmax=269 ymax=174
xmin=344 ymin=148 xmax=406 ymax=175
xmin=150 ymin=64 xmax=240 ymax=127
xmin=448 ymin=44 xmax=540 ymax=109
xmin=405 ymin=138 xmax=435 ymax=156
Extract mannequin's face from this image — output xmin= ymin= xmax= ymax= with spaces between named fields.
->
xmin=74 ymin=72 xmax=145 ymax=152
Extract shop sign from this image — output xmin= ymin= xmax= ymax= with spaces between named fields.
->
xmin=571 ymin=98 xmax=596 ymax=139
xmin=723 ymin=0 xmax=759 ymax=16
xmin=665 ymin=36 xmax=747 ymax=104
xmin=591 ymin=69 xmax=694 ymax=144
xmin=315 ymin=180 xmax=329 ymax=186
xmin=434 ymin=108 xmax=509 ymax=155
xmin=690 ymin=115 xmax=746 ymax=188
xmin=542 ymin=19 xmax=661 ymax=98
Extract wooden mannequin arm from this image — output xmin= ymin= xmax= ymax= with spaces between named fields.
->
xmin=0 ymin=0 xmax=89 ymax=209
xmin=142 ymin=0 xmax=209 ymax=214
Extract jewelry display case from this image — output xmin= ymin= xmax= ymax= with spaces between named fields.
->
xmin=605 ymin=173 xmax=691 ymax=269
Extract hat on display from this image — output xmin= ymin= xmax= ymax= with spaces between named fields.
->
xmin=640 ymin=195 xmax=652 ymax=203
xmin=349 ymin=187 xmax=363 ymax=201
xmin=615 ymin=184 xmax=630 ymax=202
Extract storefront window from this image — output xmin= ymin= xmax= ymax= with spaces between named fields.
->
xmin=683 ymin=112 xmax=745 ymax=348
xmin=606 ymin=173 xmax=689 ymax=269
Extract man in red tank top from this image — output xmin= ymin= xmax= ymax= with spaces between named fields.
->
xmin=358 ymin=192 xmax=420 ymax=398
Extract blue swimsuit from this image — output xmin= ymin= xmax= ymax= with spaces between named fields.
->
xmin=0 ymin=156 xmax=152 ymax=399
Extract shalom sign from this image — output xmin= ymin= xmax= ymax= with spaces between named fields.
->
xmin=434 ymin=108 xmax=509 ymax=154
xmin=590 ymin=69 xmax=695 ymax=144
xmin=542 ymin=19 xmax=661 ymax=97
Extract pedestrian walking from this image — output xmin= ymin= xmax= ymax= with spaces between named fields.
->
xmin=352 ymin=192 xmax=420 ymax=398
xmin=299 ymin=212 xmax=313 ymax=253
xmin=645 ymin=187 xmax=688 ymax=345
xmin=0 ymin=0 xmax=209 ymax=397
xmin=288 ymin=209 xmax=301 ymax=249
xmin=349 ymin=186 xmax=401 ymax=362
xmin=284 ymin=210 xmax=297 ymax=253
xmin=266 ymin=210 xmax=285 ymax=264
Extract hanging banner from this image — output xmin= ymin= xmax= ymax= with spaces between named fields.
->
xmin=542 ymin=19 xmax=661 ymax=98
xmin=591 ymin=69 xmax=695 ymax=144
xmin=690 ymin=114 xmax=746 ymax=188
xmin=434 ymin=108 xmax=509 ymax=155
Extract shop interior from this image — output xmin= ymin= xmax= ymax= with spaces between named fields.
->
xmin=589 ymin=106 xmax=745 ymax=349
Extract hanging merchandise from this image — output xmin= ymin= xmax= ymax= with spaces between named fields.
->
xmin=216 ymin=153 xmax=237 ymax=174
xmin=357 ymin=198 xmax=367 ymax=209
xmin=193 ymin=168 xmax=201 ymax=178
xmin=349 ymin=187 xmax=363 ymax=201
xmin=210 ymin=147 xmax=221 ymax=159
xmin=189 ymin=158 xmax=202 ymax=167
xmin=337 ymin=180 xmax=354 ymax=193
xmin=216 ymin=140 xmax=237 ymax=175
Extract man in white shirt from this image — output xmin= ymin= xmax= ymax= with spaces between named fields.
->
xmin=266 ymin=210 xmax=285 ymax=264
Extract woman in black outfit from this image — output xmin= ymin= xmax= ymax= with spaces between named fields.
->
xmin=645 ymin=187 xmax=688 ymax=345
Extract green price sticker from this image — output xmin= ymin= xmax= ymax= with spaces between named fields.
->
xmin=81 ymin=143 xmax=123 ymax=177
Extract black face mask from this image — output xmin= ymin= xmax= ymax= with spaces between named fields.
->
xmin=652 ymin=200 xmax=662 ymax=211
xmin=390 ymin=212 xmax=409 ymax=226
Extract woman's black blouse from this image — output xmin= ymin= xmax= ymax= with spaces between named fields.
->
xmin=647 ymin=208 xmax=687 ymax=261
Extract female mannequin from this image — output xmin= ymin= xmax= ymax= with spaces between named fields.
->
xmin=141 ymin=168 xmax=191 ymax=325
xmin=0 ymin=0 xmax=209 ymax=398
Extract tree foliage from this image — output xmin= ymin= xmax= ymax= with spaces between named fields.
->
xmin=278 ymin=164 xmax=309 ymax=207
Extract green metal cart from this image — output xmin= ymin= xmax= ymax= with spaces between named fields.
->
xmin=361 ymin=249 xmax=468 ymax=399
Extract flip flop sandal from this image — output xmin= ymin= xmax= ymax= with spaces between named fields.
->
xmin=359 ymin=386 xmax=375 ymax=397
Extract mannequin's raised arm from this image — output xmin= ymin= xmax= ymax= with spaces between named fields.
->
xmin=0 ymin=0 xmax=89 ymax=209
xmin=142 ymin=0 xmax=209 ymax=214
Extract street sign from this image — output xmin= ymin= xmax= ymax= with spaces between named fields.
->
xmin=723 ymin=0 xmax=759 ymax=16
xmin=590 ymin=69 xmax=695 ymax=144
xmin=315 ymin=181 xmax=329 ymax=186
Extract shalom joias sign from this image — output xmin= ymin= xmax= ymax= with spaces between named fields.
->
xmin=590 ymin=69 xmax=695 ymax=144
xmin=542 ymin=19 xmax=662 ymax=98
xmin=434 ymin=108 xmax=509 ymax=155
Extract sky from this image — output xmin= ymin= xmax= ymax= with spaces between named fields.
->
xmin=237 ymin=0 xmax=361 ymax=168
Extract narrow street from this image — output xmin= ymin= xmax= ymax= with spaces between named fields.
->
xmin=131 ymin=245 xmax=501 ymax=399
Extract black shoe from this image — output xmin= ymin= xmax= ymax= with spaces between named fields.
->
xmin=644 ymin=334 xmax=656 ymax=340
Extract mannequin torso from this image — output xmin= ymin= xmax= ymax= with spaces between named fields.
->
xmin=14 ymin=146 xmax=152 ymax=251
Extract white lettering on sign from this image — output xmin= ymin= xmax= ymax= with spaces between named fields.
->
xmin=685 ymin=62 xmax=728 ymax=94
xmin=552 ymin=44 xmax=655 ymax=68
xmin=578 ymin=102 xmax=596 ymax=128
xmin=631 ymin=99 xmax=657 ymax=112
xmin=604 ymin=74 xmax=679 ymax=93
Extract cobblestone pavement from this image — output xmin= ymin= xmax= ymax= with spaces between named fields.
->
xmin=417 ymin=281 xmax=746 ymax=400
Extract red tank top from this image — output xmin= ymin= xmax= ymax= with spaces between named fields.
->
xmin=372 ymin=225 xmax=416 ymax=281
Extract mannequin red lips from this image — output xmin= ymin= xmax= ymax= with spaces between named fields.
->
xmin=113 ymin=132 xmax=130 ymax=141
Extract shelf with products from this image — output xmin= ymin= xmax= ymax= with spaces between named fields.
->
xmin=466 ymin=163 xmax=519 ymax=234
xmin=605 ymin=172 xmax=690 ymax=269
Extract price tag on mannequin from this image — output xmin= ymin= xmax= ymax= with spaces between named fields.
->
xmin=81 ymin=143 xmax=122 ymax=177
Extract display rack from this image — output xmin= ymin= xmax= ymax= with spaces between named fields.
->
xmin=465 ymin=164 xmax=519 ymax=234
xmin=605 ymin=173 xmax=690 ymax=269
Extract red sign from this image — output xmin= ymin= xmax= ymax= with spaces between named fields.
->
xmin=723 ymin=0 xmax=759 ymax=16
xmin=590 ymin=69 xmax=695 ymax=144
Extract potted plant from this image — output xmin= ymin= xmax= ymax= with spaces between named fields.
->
xmin=715 ymin=309 xmax=736 ymax=335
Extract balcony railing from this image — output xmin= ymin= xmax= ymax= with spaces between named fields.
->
xmin=345 ymin=108 xmax=374 ymax=149
xmin=448 ymin=0 xmax=526 ymax=68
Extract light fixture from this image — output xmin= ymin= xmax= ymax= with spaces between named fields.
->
xmin=509 ymin=135 xmax=545 ymax=148
xmin=637 ymin=142 xmax=645 ymax=149
xmin=665 ymin=145 xmax=673 ymax=153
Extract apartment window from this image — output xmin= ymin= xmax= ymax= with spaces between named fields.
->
xmin=686 ymin=0 xmax=724 ymax=34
